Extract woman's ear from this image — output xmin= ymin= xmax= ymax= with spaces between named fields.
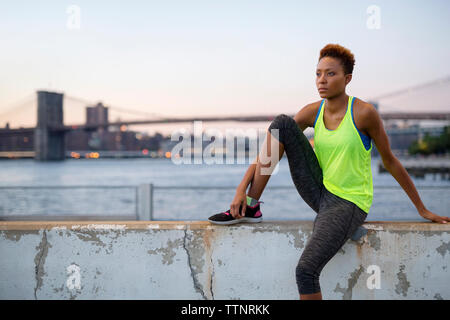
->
xmin=345 ymin=73 xmax=352 ymax=85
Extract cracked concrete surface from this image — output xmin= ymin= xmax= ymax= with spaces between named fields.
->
xmin=366 ymin=231 xmax=381 ymax=251
xmin=183 ymin=228 xmax=207 ymax=299
xmin=147 ymin=237 xmax=183 ymax=265
xmin=1 ymin=230 xmax=40 ymax=242
xmin=334 ymin=265 xmax=365 ymax=300
xmin=435 ymin=241 xmax=450 ymax=258
xmin=0 ymin=221 xmax=448 ymax=299
xmin=395 ymin=264 xmax=411 ymax=297
xmin=209 ymin=253 xmax=215 ymax=300
xmin=34 ymin=230 xmax=52 ymax=300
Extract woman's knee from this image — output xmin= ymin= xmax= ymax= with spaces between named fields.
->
xmin=295 ymin=262 xmax=321 ymax=295
xmin=268 ymin=114 xmax=296 ymax=131
xmin=268 ymin=114 xmax=296 ymax=144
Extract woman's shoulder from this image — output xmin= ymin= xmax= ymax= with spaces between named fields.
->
xmin=294 ymin=100 xmax=323 ymax=129
xmin=353 ymin=96 xmax=372 ymax=107
xmin=352 ymin=97 xmax=379 ymax=134
xmin=307 ymin=99 xmax=324 ymax=120
xmin=352 ymin=97 xmax=378 ymax=117
xmin=304 ymin=100 xmax=323 ymax=114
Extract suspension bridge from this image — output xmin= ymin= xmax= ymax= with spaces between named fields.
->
xmin=0 ymin=76 xmax=449 ymax=160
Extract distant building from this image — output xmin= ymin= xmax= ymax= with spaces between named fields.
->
xmin=85 ymin=102 xmax=109 ymax=149
xmin=65 ymin=130 xmax=89 ymax=150
xmin=86 ymin=102 xmax=108 ymax=126
xmin=0 ymin=129 xmax=34 ymax=151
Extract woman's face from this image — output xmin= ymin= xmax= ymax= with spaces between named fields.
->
xmin=316 ymin=56 xmax=352 ymax=99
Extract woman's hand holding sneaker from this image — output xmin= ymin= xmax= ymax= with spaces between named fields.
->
xmin=208 ymin=192 xmax=263 ymax=225
xmin=230 ymin=189 xmax=247 ymax=219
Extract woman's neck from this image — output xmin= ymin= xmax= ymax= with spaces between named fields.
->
xmin=325 ymin=92 xmax=349 ymax=114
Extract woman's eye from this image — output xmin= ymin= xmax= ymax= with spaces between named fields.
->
xmin=328 ymin=72 xmax=335 ymax=76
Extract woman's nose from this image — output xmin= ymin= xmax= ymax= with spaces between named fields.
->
xmin=318 ymin=75 xmax=326 ymax=83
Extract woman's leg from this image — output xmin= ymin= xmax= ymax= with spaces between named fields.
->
xmin=244 ymin=114 xmax=366 ymax=299
xmin=296 ymin=188 xmax=368 ymax=299
xmin=248 ymin=114 xmax=324 ymax=214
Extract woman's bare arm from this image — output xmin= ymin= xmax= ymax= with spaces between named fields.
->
xmin=364 ymin=103 xmax=449 ymax=223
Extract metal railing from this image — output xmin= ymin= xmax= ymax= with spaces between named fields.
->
xmin=0 ymin=185 xmax=139 ymax=221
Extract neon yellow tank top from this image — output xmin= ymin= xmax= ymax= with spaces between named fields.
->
xmin=313 ymin=96 xmax=373 ymax=214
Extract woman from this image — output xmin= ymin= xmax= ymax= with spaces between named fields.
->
xmin=208 ymin=43 xmax=449 ymax=300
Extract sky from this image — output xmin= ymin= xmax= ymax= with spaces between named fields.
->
xmin=1 ymin=0 xmax=449 ymax=135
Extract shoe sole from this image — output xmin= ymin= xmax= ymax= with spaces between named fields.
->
xmin=208 ymin=217 xmax=263 ymax=225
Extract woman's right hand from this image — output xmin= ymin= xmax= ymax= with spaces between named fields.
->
xmin=229 ymin=189 xmax=247 ymax=219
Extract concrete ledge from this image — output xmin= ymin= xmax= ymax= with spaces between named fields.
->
xmin=0 ymin=221 xmax=449 ymax=300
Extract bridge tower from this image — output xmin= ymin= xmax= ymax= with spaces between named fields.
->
xmin=34 ymin=91 xmax=65 ymax=161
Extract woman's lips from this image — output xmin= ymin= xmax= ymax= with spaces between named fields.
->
xmin=319 ymin=88 xmax=327 ymax=92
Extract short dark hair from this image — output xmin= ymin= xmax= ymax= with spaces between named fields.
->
xmin=319 ymin=44 xmax=355 ymax=75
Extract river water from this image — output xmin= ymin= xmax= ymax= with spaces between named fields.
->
xmin=0 ymin=157 xmax=449 ymax=221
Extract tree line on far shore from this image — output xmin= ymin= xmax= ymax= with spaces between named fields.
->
xmin=408 ymin=126 xmax=450 ymax=156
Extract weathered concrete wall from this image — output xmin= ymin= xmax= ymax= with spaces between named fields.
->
xmin=0 ymin=221 xmax=448 ymax=300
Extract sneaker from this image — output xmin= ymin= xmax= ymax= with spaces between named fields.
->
xmin=208 ymin=201 xmax=264 ymax=225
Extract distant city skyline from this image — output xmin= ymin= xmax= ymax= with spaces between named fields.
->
xmin=1 ymin=0 xmax=449 ymax=135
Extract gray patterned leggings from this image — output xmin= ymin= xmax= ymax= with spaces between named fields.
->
xmin=267 ymin=114 xmax=368 ymax=295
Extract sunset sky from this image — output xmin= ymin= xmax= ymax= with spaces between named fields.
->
xmin=1 ymin=0 xmax=449 ymax=135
